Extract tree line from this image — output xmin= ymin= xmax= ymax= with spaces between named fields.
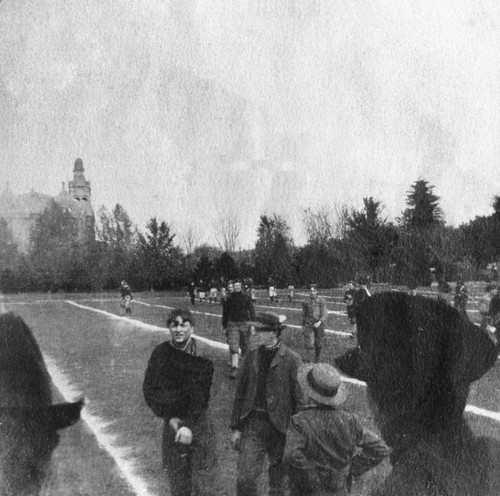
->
xmin=1 ymin=179 xmax=499 ymax=293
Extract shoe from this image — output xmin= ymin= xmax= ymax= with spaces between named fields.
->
xmin=229 ymin=367 xmax=238 ymax=379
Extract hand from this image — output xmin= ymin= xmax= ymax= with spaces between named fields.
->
xmin=231 ymin=430 xmax=242 ymax=450
xmin=175 ymin=427 xmax=193 ymax=445
xmin=169 ymin=417 xmax=182 ymax=432
xmin=314 ymin=321 xmax=322 ymax=329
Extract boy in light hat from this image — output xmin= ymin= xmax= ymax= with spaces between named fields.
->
xmin=284 ymin=363 xmax=391 ymax=496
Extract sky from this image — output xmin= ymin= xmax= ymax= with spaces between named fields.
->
xmin=1 ymin=0 xmax=500 ymax=248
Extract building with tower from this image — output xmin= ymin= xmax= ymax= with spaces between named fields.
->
xmin=0 ymin=158 xmax=95 ymax=252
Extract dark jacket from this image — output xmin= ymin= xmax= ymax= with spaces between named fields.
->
xmin=222 ymin=291 xmax=255 ymax=328
xmin=230 ymin=343 xmax=302 ymax=433
xmin=142 ymin=339 xmax=213 ymax=428
xmin=121 ymin=285 xmax=132 ymax=298
xmin=284 ymin=406 xmax=391 ymax=496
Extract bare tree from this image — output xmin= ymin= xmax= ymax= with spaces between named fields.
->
xmin=303 ymin=205 xmax=334 ymax=247
xmin=214 ymin=210 xmax=241 ymax=252
xmin=302 ymin=204 xmax=349 ymax=244
xmin=181 ymin=227 xmax=197 ymax=255
xmin=333 ymin=203 xmax=350 ymax=240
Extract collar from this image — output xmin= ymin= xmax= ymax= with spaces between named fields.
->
xmin=170 ymin=337 xmax=195 ymax=355
xmin=263 ymin=340 xmax=281 ymax=352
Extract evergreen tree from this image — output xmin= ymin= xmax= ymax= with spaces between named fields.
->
xmin=137 ymin=218 xmax=177 ymax=290
xmin=254 ymin=214 xmax=295 ymax=286
xmin=401 ymin=179 xmax=443 ymax=229
xmin=346 ymin=197 xmax=398 ymax=281
xmin=95 ymin=204 xmax=137 ymax=288
xmin=214 ymin=252 xmax=238 ymax=281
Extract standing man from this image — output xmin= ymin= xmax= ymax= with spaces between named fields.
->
xmin=302 ymin=284 xmax=329 ymax=363
xmin=268 ymin=278 xmax=277 ymax=303
xmin=143 ymin=308 xmax=221 ymax=496
xmin=343 ymin=281 xmax=356 ymax=325
xmin=208 ymin=280 xmax=218 ymax=304
xmin=284 ymin=363 xmax=391 ymax=496
xmin=223 ymin=279 xmax=256 ymax=378
xmin=230 ymin=312 xmax=303 ymax=496
xmin=351 ymin=276 xmax=371 ymax=338
xmin=188 ymin=282 xmax=196 ymax=306
xmin=453 ymin=279 xmax=469 ymax=317
xmin=120 ymin=280 xmax=132 ymax=315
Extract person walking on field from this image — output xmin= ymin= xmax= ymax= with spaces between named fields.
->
xmin=284 ymin=363 xmax=391 ymax=496
xmin=142 ymin=308 xmax=222 ymax=496
xmin=230 ymin=312 xmax=303 ymax=496
xmin=453 ymin=279 xmax=469 ymax=317
xmin=268 ymin=278 xmax=277 ymax=303
xmin=351 ymin=276 xmax=371 ymax=340
xmin=343 ymin=281 xmax=356 ymax=325
xmin=188 ymin=282 xmax=196 ymax=306
xmin=222 ymin=279 xmax=256 ymax=378
xmin=120 ymin=280 xmax=133 ymax=315
xmin=302 ymin=284 xmax=329 ymax=363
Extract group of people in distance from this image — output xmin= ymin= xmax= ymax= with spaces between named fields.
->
xmin=221 ymin=280 xmax=336 ymax=378
xmin=143 ymin=307 xmax=391 ymax=496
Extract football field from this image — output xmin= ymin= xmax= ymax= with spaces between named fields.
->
xmin=1 ymin=287 xmax=499 ymax=496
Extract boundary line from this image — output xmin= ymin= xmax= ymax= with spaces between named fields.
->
xmin=43 ymin=355 xmax=156 ymax=496
xmin=133 ymin=300 xmax=353 ymax=337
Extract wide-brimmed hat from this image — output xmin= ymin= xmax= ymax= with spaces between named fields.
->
xmin=297 ymin=363 xmax=347 ymax=407
xmin=251 ymin=311 xmax=287 ymax=332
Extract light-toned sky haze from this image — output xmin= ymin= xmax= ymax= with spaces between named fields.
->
xmin=1 ymin=0 xmax=500 ymax=247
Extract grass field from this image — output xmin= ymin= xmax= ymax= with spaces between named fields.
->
xmin=1 ymin=285 xmax=499 ymax=496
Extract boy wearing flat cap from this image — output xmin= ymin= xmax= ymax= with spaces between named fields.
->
xmin=230 ymin=311 xmax=303 ymax=496
xmin=284 ymin=363 xmax=391 ymax=496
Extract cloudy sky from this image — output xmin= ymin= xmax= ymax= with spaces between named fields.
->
xmin=1 ymin=0 xmax=500 ymax=247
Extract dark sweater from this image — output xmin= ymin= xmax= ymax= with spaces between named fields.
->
xmin=222 ymin=292 xmax=255 ymax=328
xmin=143 ymin=339 xmax=214 ymax=426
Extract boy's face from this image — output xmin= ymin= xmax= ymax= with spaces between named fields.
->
xmin=310 ymin=287 xmax=318 ymax=299
xmin=169 ymin=317 xmax=193 ymax=344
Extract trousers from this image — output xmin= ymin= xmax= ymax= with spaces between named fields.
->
xmin=163 ymin=412 xmax=222 ymax=496
xmin=236 ymin=413 xmax=286 ymax=496
xmin=303 ymin=324 xmax=325 ymax=362
xmin=227 ymin=321 xmax=250 ymax=356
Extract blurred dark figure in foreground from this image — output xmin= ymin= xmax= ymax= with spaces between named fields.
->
xmin=336 ymin=292 xmax=500 ymax=496
xmin=0 ymin=312 xmax=83 ymax=496
xmin=284 ymin=363 xmax=391 ymax=496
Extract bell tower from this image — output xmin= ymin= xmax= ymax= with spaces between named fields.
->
xmin=68 ymin=158 xmax=91 ymax=202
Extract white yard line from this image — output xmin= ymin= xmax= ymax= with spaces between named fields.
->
xmin=43 ymin=354 xmax=157 ymax=496
xmin=66 ymin=300 xmax=228 ymax=350
xmin=134 ymin=300 xmax=353 ymax=337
